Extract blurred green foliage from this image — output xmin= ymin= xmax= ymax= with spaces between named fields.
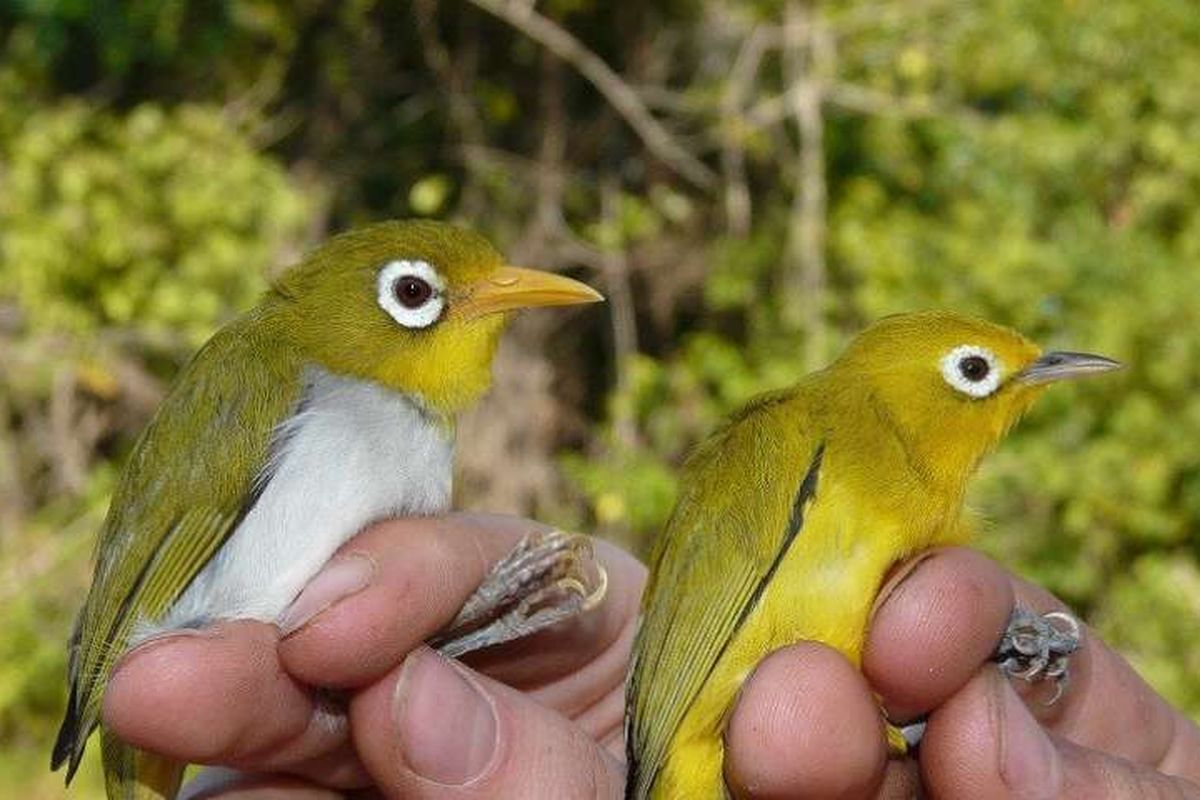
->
xmin=2 ymin=102 xmax=305 ymax=340
xmin=0 ymin=1 xmax=1197 ymax=796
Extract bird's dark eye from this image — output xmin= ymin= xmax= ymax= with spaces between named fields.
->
xmin=377 ymin=259 xmax=446 ymax=329
xmin=941 ymin=345 xmax=1002 ymax=398
xmin=958 ymin=355 xmax=990 ymax=382
xmin=394 ymin=276 xmax=434 ymax=308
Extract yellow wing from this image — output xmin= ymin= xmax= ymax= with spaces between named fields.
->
xmin=625 ymin=389 xmax=825 ymax=799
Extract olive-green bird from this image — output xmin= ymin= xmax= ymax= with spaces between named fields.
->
xmin=53 ymin=220 xmax=605 ymax=800
xmin=624 ymin=311 xmax=1120 ymax=799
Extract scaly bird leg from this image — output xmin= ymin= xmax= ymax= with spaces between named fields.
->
xmin=431 ymin=529 xmax=608 ymax=658
xmin=995 ymin=607 xmax=1082 ymax=706
xmin=894 ymin=607 xmax=1082 ymax=754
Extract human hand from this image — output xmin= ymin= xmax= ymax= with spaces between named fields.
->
xmin=102 ymin=513 xmax=645 ymax=798
xmin=104 ymin=525 xmax=1200 ymax=799
xmin=723 ymin=547 xmax=1200 ymax=799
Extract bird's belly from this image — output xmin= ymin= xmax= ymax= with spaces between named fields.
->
xmin=142 ymin=369 xmax=453 ymax=638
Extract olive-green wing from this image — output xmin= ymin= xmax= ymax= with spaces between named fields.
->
xmin=52 ymin=314 xmax=304 ymax=780
xmin=625 ymin=391 xmax=824 ymax=800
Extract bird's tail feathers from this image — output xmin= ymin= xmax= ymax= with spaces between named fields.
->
xmin=51 ymin=682 xmax=93 ymax=781
xmin=102 ymin=729 xmax=185 ymax=800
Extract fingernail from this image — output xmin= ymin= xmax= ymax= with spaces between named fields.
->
xmin=114 ymin=628 xmax=218 ymax=675
xmin=993 ymin=671 xmax=1062 ymax=799
xmin=394 ymin=647 xmax=498 ymax=785
xmin=872 ymin=550 xmax=937 ymax=616
xmin=278 ymin=553 xmax=375 ymax=637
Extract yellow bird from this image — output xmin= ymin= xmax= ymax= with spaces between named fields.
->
xmin=624 ymin=310 xmax=1120 ymax=799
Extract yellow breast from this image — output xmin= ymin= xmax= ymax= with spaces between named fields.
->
xmin=652 ymin=439 xmax=967 ymax=798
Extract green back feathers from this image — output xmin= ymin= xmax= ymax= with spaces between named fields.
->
xmin=54 ymin=308 xmax=305 ymax=781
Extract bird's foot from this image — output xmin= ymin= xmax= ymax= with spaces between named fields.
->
xmin=431 ymin=529 xmax=608 ymax=658
xmin=995 ymin=606 xmax=1081 ymax=705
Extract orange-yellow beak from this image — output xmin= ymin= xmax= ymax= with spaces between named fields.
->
xmin=459 ymin=266 xmax=603 ymax=320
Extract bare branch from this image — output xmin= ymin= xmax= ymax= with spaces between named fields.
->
xmin=466 ymin=0 xmax=716 ymax=189
xmin=48 ymin=367 xmax=88 ymax=495
xmin=415 ymin=0 xmax=489 ymax=216
xmin=748 ymin=80 xmax=981 ymax=130
xmin=720 ymin=24 xmax=773 ymax=234
xmin=827 ymin=82 xmax=983 ymax=124
xmin=781 ymin=1 xmax=832 ymax=370
xmin=599 ymin=179 xmax=639 ymax=450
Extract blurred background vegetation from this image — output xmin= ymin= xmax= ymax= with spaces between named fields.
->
xmin=1 ymin=1 xmax=1198 ymax=796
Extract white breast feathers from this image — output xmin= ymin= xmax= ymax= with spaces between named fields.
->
xmin=149 ymin=367 xmax=453 ymax=635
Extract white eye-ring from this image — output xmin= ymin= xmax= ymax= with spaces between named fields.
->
xmin=377 ymin=259 xmax=446 ymax=329
xmin=940 ymin=345 xmax=1003 ymax=398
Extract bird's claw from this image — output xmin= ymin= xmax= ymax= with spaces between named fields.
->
xmin=995 ymin=607 xmax=1081 ymax=705
xmin=431 ymin=529 xmax=607 ymax=658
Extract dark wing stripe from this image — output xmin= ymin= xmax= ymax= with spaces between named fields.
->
xmin=742 ymin=441 xmax=825 ymax=625
xmin=704 ymin=442 xmax=824 ymax=679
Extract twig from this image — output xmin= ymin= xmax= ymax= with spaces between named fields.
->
xmin=526 ymin=48 xmax=568 ymax=255
xmin=600 ymin=179 xmax=639 ymax=450
xmin=827 ymin=82 xmax=983 ymax=124
xmin=720 ymin=25 xmax=773 ymax=234
xmin=781 ymin=2 xmax=831 ymax=369
xmin=48 ymin=367 xmax=88 ymax=494
xmin=415 ymin=0 xmax=489 ymax=216
xmin=748 ymin=81 xmax=980 ymax=130
xmin=466 ymin=0 xmax=716 ymax=189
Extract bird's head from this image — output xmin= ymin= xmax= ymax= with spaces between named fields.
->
xmin=275 ymin=220 xmax=602 ymax=415
xmin=834 ymin=310 xmax=1120 ymax=491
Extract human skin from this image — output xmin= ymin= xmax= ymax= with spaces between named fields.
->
xmin=101 ymin=514 xmax=1200 ymax=799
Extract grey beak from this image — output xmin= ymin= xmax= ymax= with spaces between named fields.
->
xmin=1018 ymin=351 xmax=1123 ymax=385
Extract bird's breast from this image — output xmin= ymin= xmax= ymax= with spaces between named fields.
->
xmin=148 ymin=367 xmax=453 ymax=635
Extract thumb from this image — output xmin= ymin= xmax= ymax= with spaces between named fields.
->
xmin=923 ymin=668 xmax=1200 ymax=799
xmin=350 ymin=646 xmax=625 ymax=799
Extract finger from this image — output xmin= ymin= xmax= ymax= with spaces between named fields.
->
xmin=922 ymin=667 xmax=1200 ymax=800
xmin=1006 ymin=573 xmax=1200 ymax=783
xmin=103 ymin=621 xmax=367 ymax=787
xmin=348 ymin=646 xmax=625 ymax=799
xmin=865 ymin=547 xmax=1200 ymax=780
xmin=725 ymin=643 xmax=888 ymax=800
xmin=864 ymin=547 xmax=1015 ymax=723
xmin=280 ymin=513 xmax=644 ymax=701
xmin=277 ymin=514 xmax=526 ymax=688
